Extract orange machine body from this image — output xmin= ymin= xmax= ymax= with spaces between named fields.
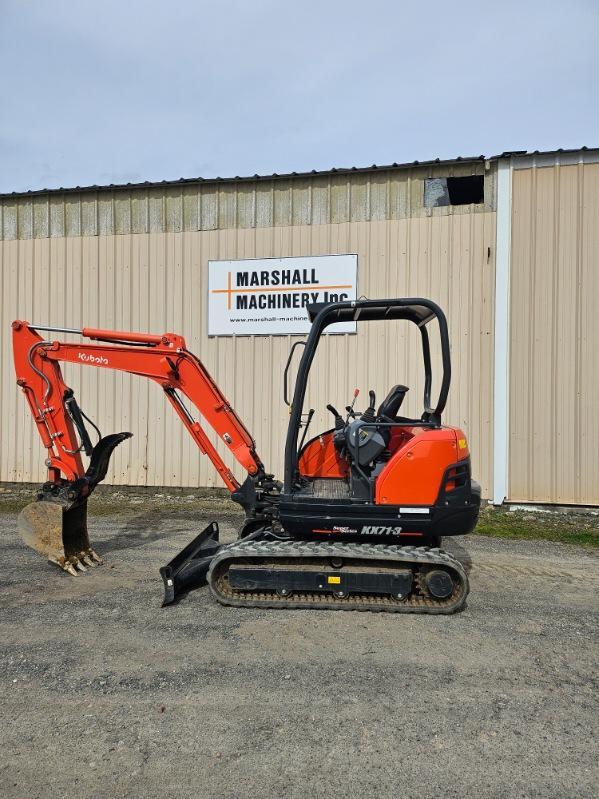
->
xmin=299 ymin=425 xmax=470 ymax=506
xmin=375 ymin=426 xmax=469 ymax=505
xmin=298 ymin=431 xmax=349 ymax=479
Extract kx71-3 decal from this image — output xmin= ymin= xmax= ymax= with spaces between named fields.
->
xmin=360 ymin=525 xmax=403 ymax=537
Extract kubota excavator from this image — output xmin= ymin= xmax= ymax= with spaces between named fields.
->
xmin=12 ymin=297 xmax=480 ymax=614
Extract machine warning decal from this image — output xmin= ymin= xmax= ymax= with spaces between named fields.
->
xmin=327 ymin=576 xmax=341 ymax=584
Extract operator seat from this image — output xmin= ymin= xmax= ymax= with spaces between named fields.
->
xmin=377 ymin=384 xmax=409 ymax=420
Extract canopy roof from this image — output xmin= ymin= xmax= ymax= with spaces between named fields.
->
xmin=307 ymin=298 xmax=440 ymax=327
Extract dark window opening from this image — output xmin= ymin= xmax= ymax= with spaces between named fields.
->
xmin=424 ymin=175 xmax=484 ymax=207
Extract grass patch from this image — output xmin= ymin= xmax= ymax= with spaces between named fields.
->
xmin=0 ymin=499 xmax=30 ymax=515
xmin=475 ymin=505 xmax=599 ymax=548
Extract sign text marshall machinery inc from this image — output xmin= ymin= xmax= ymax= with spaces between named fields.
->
xmin=208 ymin=255 xmax=357 ymax=335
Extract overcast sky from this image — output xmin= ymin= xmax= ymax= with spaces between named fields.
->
xmin=0 ymin=0 xmax=597 ymax=193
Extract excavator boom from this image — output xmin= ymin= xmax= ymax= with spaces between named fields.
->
xmin=12 ymin=320 xmax=266 ymax=572
xmin=12 ymin=321 xmax=263 ymax=488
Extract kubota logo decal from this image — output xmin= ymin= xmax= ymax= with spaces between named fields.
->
xmin=78 ymin=353 xmax=108 ymax=365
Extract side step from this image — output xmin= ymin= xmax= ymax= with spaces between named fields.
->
xmin=160 ymin=522 xmax=221 ymax=606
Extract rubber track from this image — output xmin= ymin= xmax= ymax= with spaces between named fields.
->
xmin=207 ymin=539 xmax=469 ymax=614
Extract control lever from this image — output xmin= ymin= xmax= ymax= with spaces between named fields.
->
xmin=326 ymin=404 xmax=344 ymax=430
xmin=361 ymin=390 xmax=377 ymax=424
xmin=345 ymin=388 xmax=360 ymax=425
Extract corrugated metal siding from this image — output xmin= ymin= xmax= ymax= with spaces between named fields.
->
xmin=509 ymin=163 xmax=599 ymax=504
xmin=0 ymin=162 xmax=494 ymax=241
xmin=0 ymin=215 xmax=496 ymax=495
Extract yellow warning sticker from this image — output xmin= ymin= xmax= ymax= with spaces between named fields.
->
xmin=327 ymin=575 xmax=341 ymax=584
xmin=458 ymin=438 xmax=468 ymax=449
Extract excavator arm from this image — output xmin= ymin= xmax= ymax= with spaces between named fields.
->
xmin=12 ymin=321 xmax=263 ymax=490
xmin=11 ymin=320 xmax=268 ymax=573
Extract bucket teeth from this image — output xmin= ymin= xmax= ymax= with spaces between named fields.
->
xmin=63 ymin=561 xmax=79 ymax=577
xmin=18 ymin=499 xmax=105 ymax=577
xmin=48 ymin=552 xmax=103 ymax=576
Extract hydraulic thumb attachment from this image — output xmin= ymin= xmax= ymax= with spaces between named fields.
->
xmin=18 ymin=433 xmax=132 ymax=575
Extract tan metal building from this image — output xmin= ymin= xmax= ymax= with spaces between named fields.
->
xmin=1 ymin=148 xmax=597 ymax=505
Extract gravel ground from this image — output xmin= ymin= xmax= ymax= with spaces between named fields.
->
xmin=0 ymin=498 xmax=597 ymax=799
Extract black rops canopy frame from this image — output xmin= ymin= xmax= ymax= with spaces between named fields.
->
xmin=283 ymin=297 xmax=452 ymax=494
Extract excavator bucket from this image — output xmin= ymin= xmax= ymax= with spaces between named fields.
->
xmin=18 ymin=499 xmax=102 ymax=575
xmin=17 ymin=432 xmax=132 ymax=575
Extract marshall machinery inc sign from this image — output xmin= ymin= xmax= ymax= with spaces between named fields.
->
xmin=208 ymin=254 xmax=358 ymax=336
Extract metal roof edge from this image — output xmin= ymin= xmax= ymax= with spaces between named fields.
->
xmin=0 ymin=154 xmax=488 ymax=200
xmin=1 ymin=147 xmax=597 ymax=200
xmin=495 ymin=146 xmax=599 ymax=160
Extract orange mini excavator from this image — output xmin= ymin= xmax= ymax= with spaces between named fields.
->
xmin=12 ymin=298 xmax=480 ymax=614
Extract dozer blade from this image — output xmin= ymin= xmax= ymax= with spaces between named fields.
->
xmin=18 ymin=499 xmax=102 ymax=576
xmin=160 ymin=522 xmax=221 ymax=606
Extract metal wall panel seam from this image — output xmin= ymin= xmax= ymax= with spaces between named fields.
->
xmin=493 ymin=158 xmax=512 ymax=504
xmin=550 ymin=165 xmax=560 ymax=501
xmin=574 ymin=162 xmax=584 ymax=501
